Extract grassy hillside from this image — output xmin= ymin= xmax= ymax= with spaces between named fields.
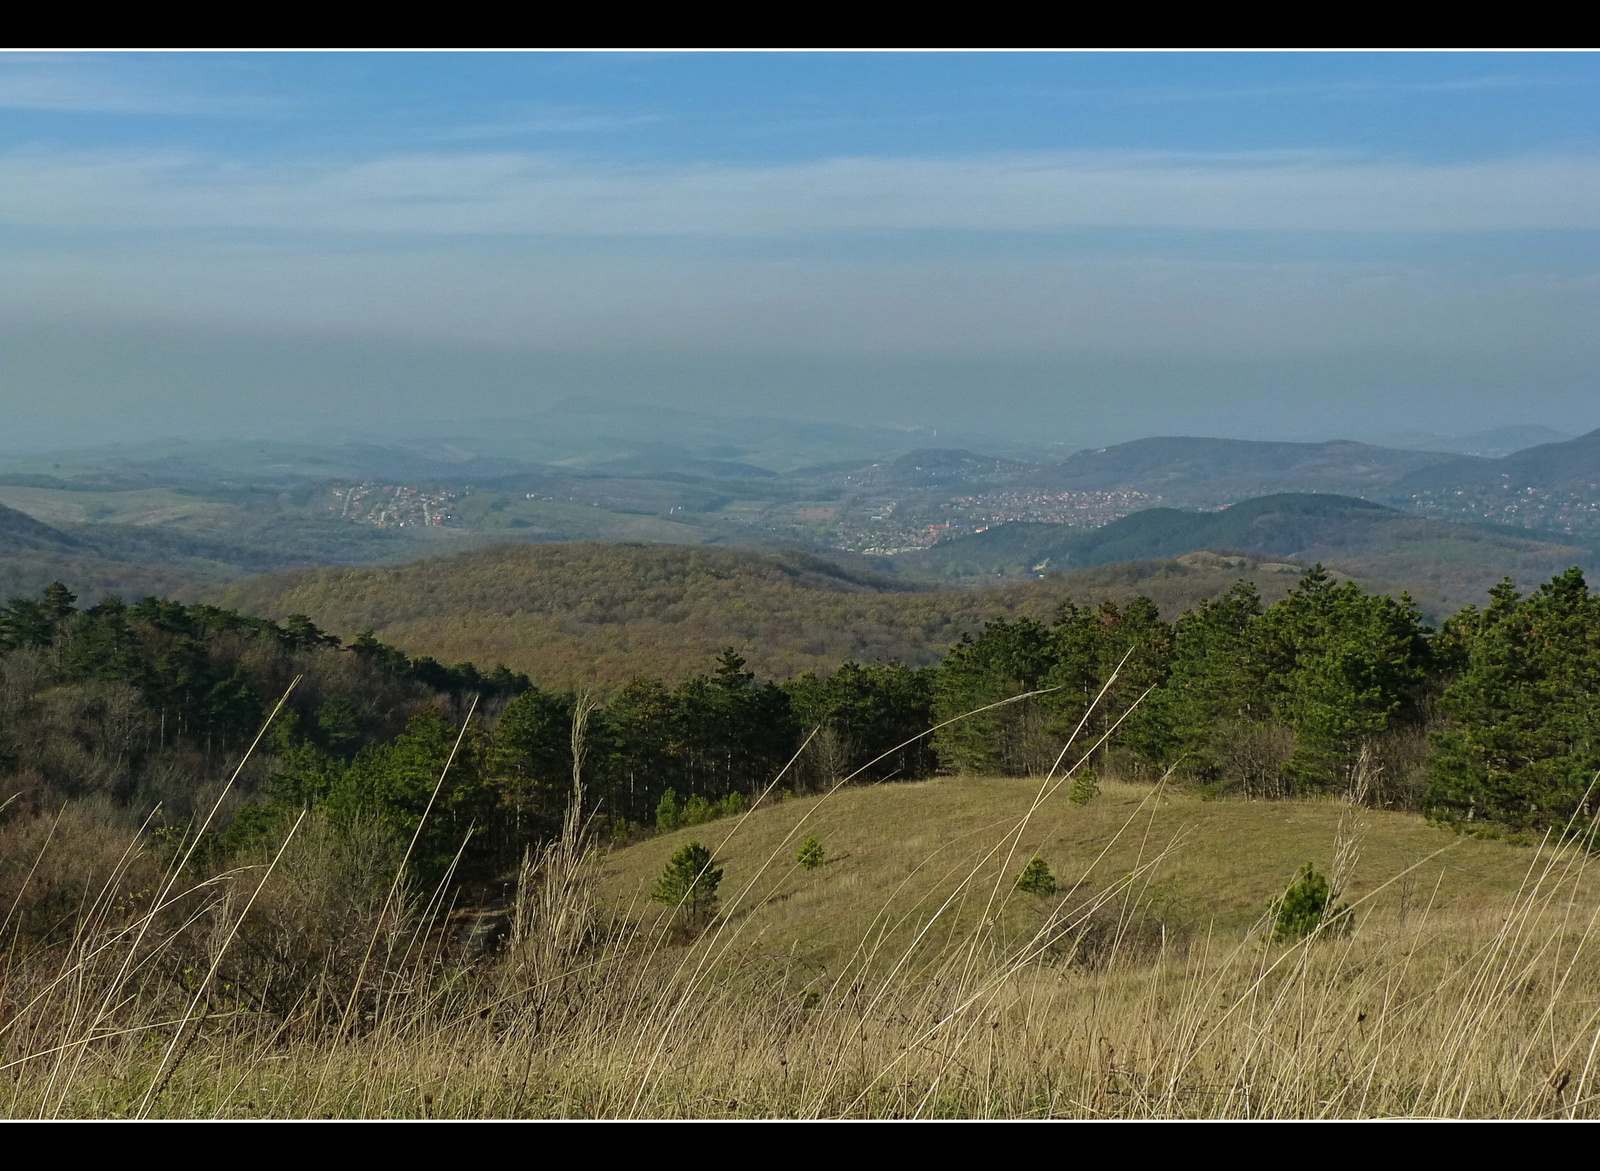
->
xmin=602 ymin=778 xmax=1538 ymax=966
xmin=210 ymin=542 xmax=1311 ymax=689
xmin=910 ymin=492 xmax=1590 ymax=616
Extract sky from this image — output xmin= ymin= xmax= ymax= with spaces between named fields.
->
xmin=2 ymin=50 xmax=1598 ymax=452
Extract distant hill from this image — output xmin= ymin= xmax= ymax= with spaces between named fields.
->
xmin=0 ymin=501 xmax=80 ymax=553
xmin=1381 ymin=428 xmax=1600 ymax=538
xmin=908 ymin=493 xmax=1591 ymax=618
xmin=0 ymin=500 xmax=270 ymax=603
xmin=1024 ymin=437 xmax=1462 ymax=506
xmin=209 ymin=542 xmax=1317 ymax=690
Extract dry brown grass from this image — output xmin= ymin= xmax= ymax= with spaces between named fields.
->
xmin=7 ymin=693 xmax=1600 ymax=1118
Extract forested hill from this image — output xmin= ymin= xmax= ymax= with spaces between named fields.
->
xmin=210 ymin=542 xmax=1309 ymax=690
xmin=1379 ymin=427 xmax=1600 ymax=539
xmin=0 ymin=501 xmax=233 ymax=603
xmin=909 ymin=493 xmax=1590 ymax=615
xmin=1387 ymin=426 xmax=1600 ymax=497
xmin=1023 ymin=437 xmax=1462 ymax=504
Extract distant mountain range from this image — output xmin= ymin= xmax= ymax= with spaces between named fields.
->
xmin=2 ymin=408 xmax=1596 ymax=619
xmin=908 ymin=492 xmax=1592 ymax=618
xmin=1013 ymin=438 xmax=1462 ymax=505
xmin=1378 ymin=427 xmax=1600 ymax=538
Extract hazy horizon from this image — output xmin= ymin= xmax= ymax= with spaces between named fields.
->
xmin=3 ymin=51 xmax=1598 ymax=451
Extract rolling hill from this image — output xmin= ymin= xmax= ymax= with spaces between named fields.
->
xmin=907 ymin=493 xmax=1592 ymax=616
xmin=0 ymin=501 xmax=233 ymax=602
xmin=1382 ymin=426 xmax=1600 ymax=537
xmin=209 ymin=542 xmax=1321 ymax=690
xmin=1020 ymin=437 xmax=1463 ymax=505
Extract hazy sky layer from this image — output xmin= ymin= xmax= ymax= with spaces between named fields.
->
xmin=2 ymin=51 xmax=1598 ymax=451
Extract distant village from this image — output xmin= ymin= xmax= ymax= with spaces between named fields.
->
xmin=331 ymin=483 xmax=462 ymax=527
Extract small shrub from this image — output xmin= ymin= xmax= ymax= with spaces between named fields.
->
xmin=796 ymin=836 xmax=825 ymax=870
xmin=718 ymin=791 xmax=749 ymax=818
xmin=650 ymin=841 xmax=723 ymax=927
xmin=1015 ymin=856 xmax=1057 ymax=896
xmin=655 ymin=789 xmax=681 ymax=833
xmin=683 ymin=795 xmax=715 ymax=826
xmin=1272 ymin=863 xmax=1351 ymax=941
xmin=1068 ymin=771 xmax=1099 ymax=805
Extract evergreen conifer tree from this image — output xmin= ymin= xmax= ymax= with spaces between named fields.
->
xmin=796 ymin=835 xmax=825 ymax=870
xmin=651 ymin=841 xmax=723 ymax=926
xmin=1015 ymin=857 xmax=1057 ymax=896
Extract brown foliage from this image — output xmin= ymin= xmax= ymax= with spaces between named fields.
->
xmin=212 ymin=543 xmax=1302 ymax=691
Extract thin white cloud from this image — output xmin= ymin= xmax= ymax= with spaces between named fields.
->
xmin=0 ymin=56 xmax=280 ymax=115
xmin=1002 ymin=73 xmax=1567 ymax=107
xmin=434 ymin=109 xmax=671 ymax=140
xmin=1 ymin=147 xmax=1596 ymax=234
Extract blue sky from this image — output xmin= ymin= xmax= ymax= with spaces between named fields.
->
xmin=2 ymin=51 xmax=1598 ymax=450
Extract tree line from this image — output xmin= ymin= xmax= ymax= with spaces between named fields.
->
xmin=3 ymin=564 xmax=1598 ymax=891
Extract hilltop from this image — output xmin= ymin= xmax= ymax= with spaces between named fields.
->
xmin=0 ymin=501 xmax=236 ymax=602
xmin=908 ymin=492 xmax=1590 ymax=615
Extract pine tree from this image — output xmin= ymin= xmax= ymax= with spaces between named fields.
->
xmin=651 ymin=841 xmax=723 ymax=926
xmin=1425 ymin=569 xmax=1600 ymax=830
xmin=1272 ymin=863 xmax=1350 ymax=941
xmin=1254 ymin=566 xmax=1430 ymax=791
xmin=655 ymin=788 xmax=681 ymax=832
xmin=1015 ymin=857 xmax=1057 ymax=896
xmin=1152 ymin=581 xmax=1266 ymax=772
xmin=796 ymin=835 xmax=825 ymax=870
xmin=41 ymin=582 xmax=77 ymax=623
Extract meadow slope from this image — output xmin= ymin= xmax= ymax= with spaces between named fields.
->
xmin=601 ymin=777 xmax=1540 ymax=968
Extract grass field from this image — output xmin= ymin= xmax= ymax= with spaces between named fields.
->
xmin=599 ymin=778 xmax=1539 ymax=966
xmin=12 ymin=759 xmax=1600 ymax=1119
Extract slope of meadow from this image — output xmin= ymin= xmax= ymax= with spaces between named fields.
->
xmin=601 ymin=777 xmax=1537 ymax=966
xmin=16 ymin=772 xmax=1600 ymax=1119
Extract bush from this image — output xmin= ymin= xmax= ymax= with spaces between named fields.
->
xmin=1068 ymin=772 xmax=1099 ymax=805
xmin=796 ymin=836 xmax=825 ymax=870
xmin=1272 ymin=863 xmax=1350 ymax=942
xmin=655 ymin=789 xmax=681 ymax=833
xmin=650 ymin=841 xmax=723 ymax=927
xmin=1015 ymin=856 xmax=1057 ymax=896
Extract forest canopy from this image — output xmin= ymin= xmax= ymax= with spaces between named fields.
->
xmin=3 ymin=562 xmax=1598 ymax=919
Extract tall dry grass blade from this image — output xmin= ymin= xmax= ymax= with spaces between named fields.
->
xmin=137 ymin=808 xmax=310 ymax=1116
xmin=337 ymin=692 xmax=479 ymax=1039
xmin=625 ymin=687 xmax=1064 ymax=1114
